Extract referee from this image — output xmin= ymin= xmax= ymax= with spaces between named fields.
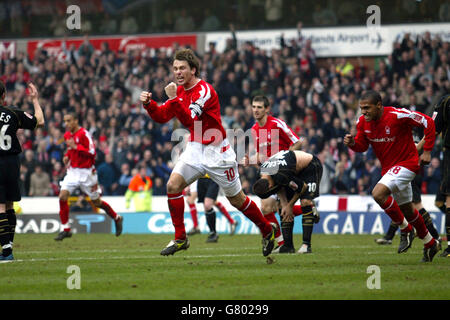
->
xmin=0 ymin=81 xmax=45 ymax=262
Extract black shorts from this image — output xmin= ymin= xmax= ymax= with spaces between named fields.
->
xmin=285 ymin=155 xmax=323 ymax=201
xmin=411 ymin=174 xmax=422 ymax=204
xmin=0 ymin=154 xmax=21 ymax=203
xmin=435 ymin=188 xmax=446 ymax=203
xmin=197 ymin=178 xmax=220 ymax=203
xmin=441 ymin=148 xmax=450 ymax=195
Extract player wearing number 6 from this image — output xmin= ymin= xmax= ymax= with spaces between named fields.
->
xmin=252 ymin=150 xmax=323 ymax=254
xmin=0 ymin=81 xmax=44 ymax=262
xmin=140 ymin=49 xmax=277 ymax=257
xmin=343 ymin=90 xmax=439 ymax=262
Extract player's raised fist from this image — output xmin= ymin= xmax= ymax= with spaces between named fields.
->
xmin=140 ymin=91 xmax=152 ymax=104
xmin=165 ymin=82 xmax=177 ymax=100
xmin=343 ymin=134 xmax=355 ymax=147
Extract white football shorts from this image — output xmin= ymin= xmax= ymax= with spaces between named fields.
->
xmin=60 ymin=167 xmax=102 ymax=200
xmin=189 ymin=179 xmax=198 ymax=193
xmin=378 ymin=165 xmax=415 ymax=205
xmin=173 ymin=139 xmax=241 ymax=197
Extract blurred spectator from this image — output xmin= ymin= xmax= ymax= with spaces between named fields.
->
xmin=200 ymin=8 xmax=221 ymax=31
xmin=265 ymin=0 xmax=283 ymax=26
xmin=119 ymin=11 xmax=139 ymax=34
xmin=424 ymin=157 xmax=442 ymax=194
xmin=29 ymin=164 xmax=51 ymax=197
xmin=174 ymin=8 xmax=195 ymax=32
xmin=118 ymin=163 xmax=133 ymax=195
xmin=49 ymin=10 xmax=66 ymax=36
xmin=125 ymin=165 xmax=153 ymax=212
xmin=100 ymin=13 xmax=118 ymax=34
xmin=152 ymin=177 xmax=166 ymax=196
xmin=312 ymin=3 xmax=337 ymax=25
xmin=78 ymin=35 xmax=94 ymax=60
xmin=97 ymin=154 xmax=119 ymax=195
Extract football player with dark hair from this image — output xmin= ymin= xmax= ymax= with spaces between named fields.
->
xmin=141 ymin=49 xmax=277 ymax=257
xmin=375 ymin=130 xmax=441 ymax=246
xmin=243 ymin=95 xmax=306 ymax=252
xmin=344 ymin=90 xmax=439 ymax=262
xmin=253 ymin=150 xmax=323 ymax=254
xmin=55 ymin=110 xmax=123 ymax=241
xmin=0 ymin=81 xmax=44 ymax=262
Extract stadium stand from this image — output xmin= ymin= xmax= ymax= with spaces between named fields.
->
xmin=0 ymin=1 xmax=448 ymax=199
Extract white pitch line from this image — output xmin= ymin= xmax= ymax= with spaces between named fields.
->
xmin=10 ymin=253 xmax=263 ymax=263
xmin=17 ymin=247 xmax=258 ymax=254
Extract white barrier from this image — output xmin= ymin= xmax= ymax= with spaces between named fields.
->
xmin=18 ymin=195 xmax=441 ymax=214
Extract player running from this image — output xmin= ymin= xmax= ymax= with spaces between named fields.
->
xmin=344 ymin=90 xmax=439 ymax=262
xmin=141 ymin=49 xmax=277 ymax=256
xmin=54 ymin=111 xmax=123 ymax=241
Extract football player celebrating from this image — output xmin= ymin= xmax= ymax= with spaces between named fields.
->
xmin=344 ymin=90 xmax=439 ymax=262
xmin=141 ymin=49 xmax=276 ymax=256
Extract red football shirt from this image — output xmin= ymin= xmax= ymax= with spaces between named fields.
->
xmin=144 ymin=79 xmax=226 ymax=145
xmin=251 ymin=115 xmax=300 ymax=160
xmin=349 ymin=107 xmax=435 ymax=175
xmin=64 ymin=127 xmax=96 ymax=168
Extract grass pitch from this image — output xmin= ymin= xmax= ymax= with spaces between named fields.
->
xmin=0 ymin=233 xmax=449 ymax=300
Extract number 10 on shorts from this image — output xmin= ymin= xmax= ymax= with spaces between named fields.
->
xmin=224 ymin=168 xmax=235 ymax=181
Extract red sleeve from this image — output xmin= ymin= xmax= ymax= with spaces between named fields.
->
xmin=349 ymin=118 xmax=370 ymax=153
xmin=75 ymin=130 xmax=95 ymax=156
xmin=171 ymin=99 xmax=194 ymax=128
xmin=65 ymin=149 xmax=72 ymax=159
xmin=143 ymin=100 xmax=176 ymax=123
xmin=407 ymin=111 xmax=436 ymax=151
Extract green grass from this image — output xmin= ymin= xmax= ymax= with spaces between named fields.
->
xmin=0 ymin=233 xmax=449 ymax=300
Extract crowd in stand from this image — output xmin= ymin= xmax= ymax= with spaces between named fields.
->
xmin=0 ymin=25 xmax=448 ymax=198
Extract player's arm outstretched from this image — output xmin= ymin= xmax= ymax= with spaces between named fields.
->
xmin=344 ymin=121 xmax=369 ymax=152
xmin=140 ymin=89 xmax=176 ymax=123
xmin=27 ymin=83 xmax=45 ymax=128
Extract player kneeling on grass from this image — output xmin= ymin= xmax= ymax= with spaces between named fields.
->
xmin=54 ymin=111 xmax=123 ymax=241
xmin=253 ymin=150 xmax=322 ymax=254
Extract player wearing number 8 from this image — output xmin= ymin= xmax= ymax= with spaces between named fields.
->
xmin=140 ymin=49 xmax=277 ymax=257
xmin=0 ymin=81 xmax=44 ymax=262
xmin=343 ymin=90 xmax=439 ymax=262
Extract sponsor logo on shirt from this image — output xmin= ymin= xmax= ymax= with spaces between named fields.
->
xmin=368 ymin=137 xmax=396 ymax=143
